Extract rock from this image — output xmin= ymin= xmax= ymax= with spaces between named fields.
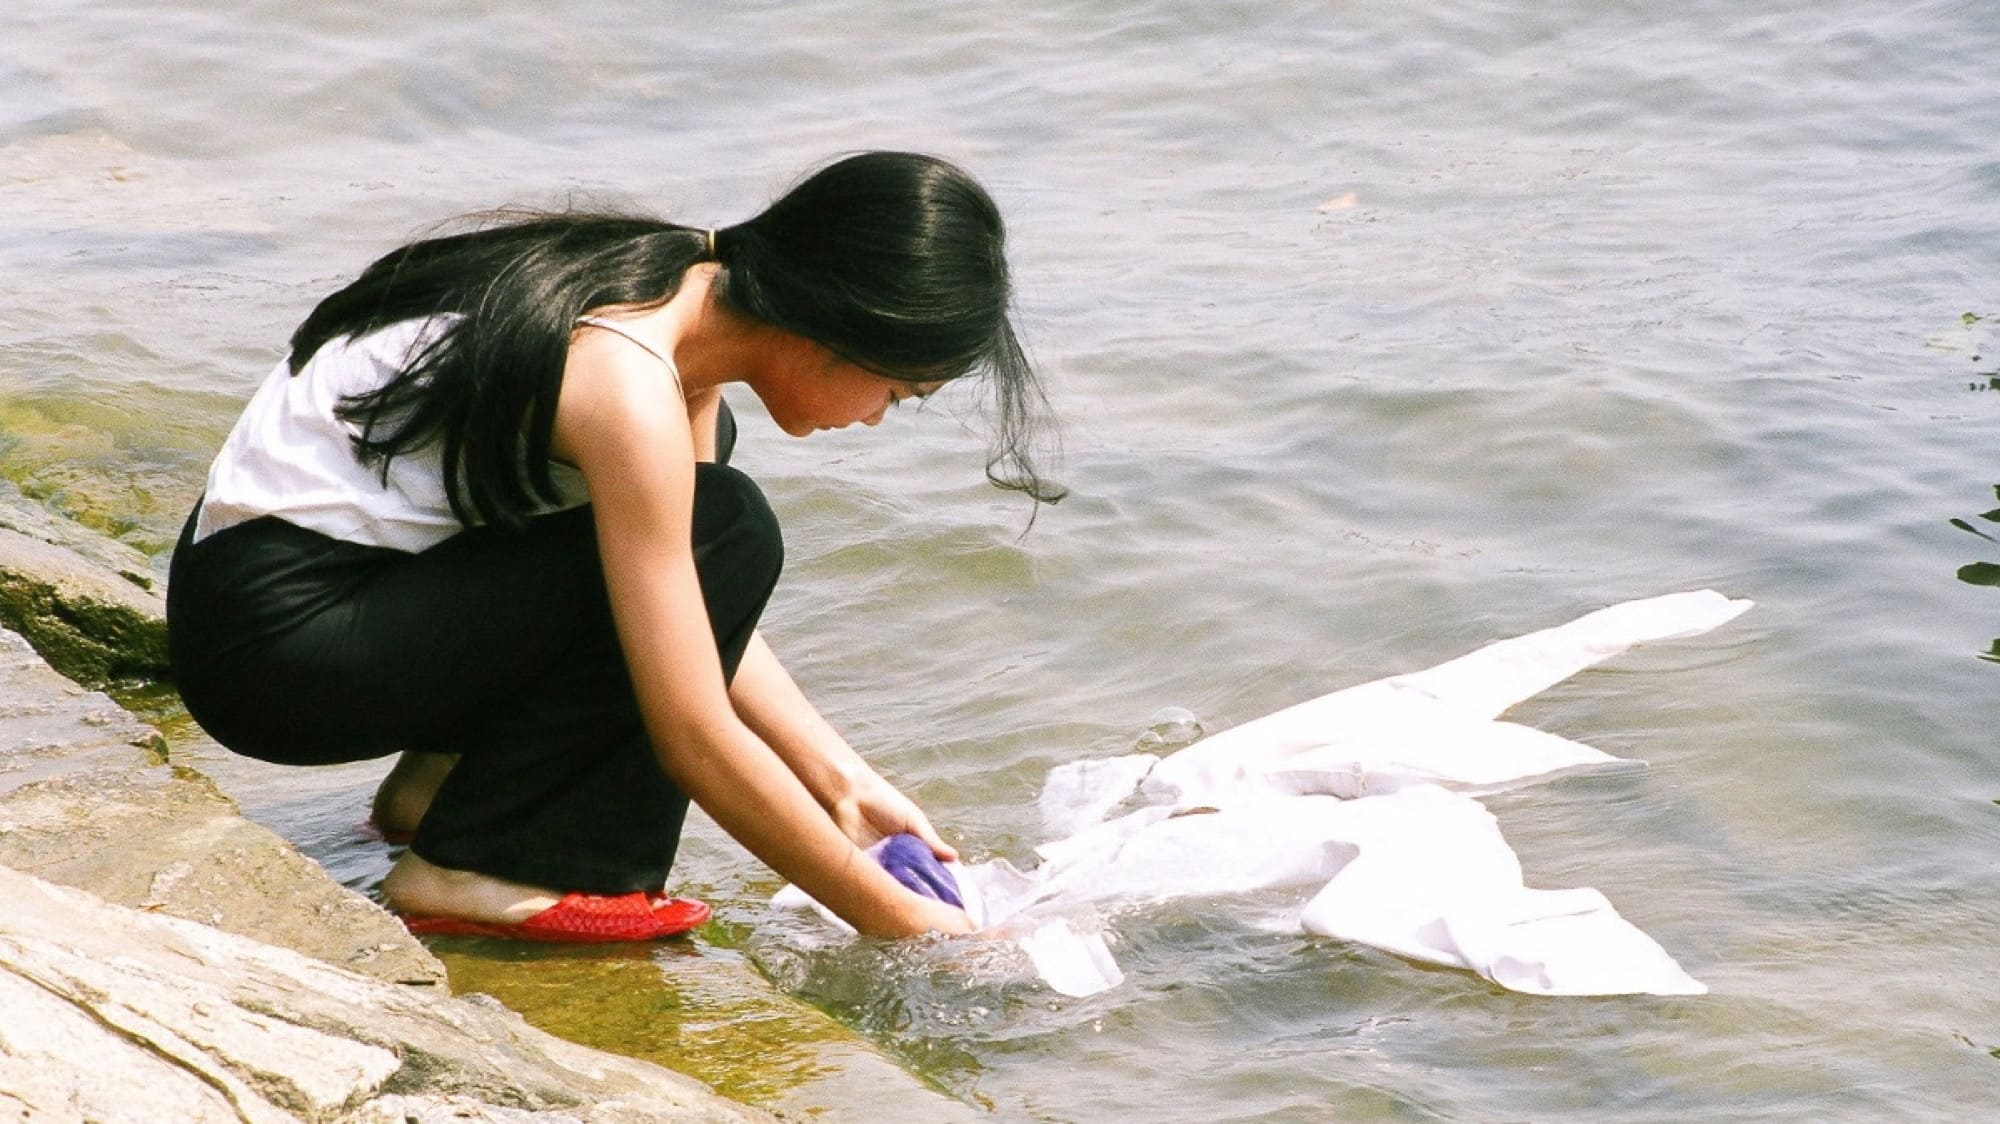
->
xmin=0 ymin=625 xmax=441 ymax=986
xmin=0 ymin=478 xmax=162 ymax=588
xmin=0 ymin=504 xmax=167 ymax=685
xmin=0 ymin=866 xmax=772 ymax=1122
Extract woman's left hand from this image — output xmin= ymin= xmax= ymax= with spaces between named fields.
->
xmin=831 ymin=768 xmax=958 ymax=862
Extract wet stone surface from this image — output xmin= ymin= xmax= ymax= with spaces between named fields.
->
xmin=0 ymin=625 xmax=445 ymax=987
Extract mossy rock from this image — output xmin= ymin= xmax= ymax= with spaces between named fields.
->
xmin=0 ymin=525 xmax=166 ymax=687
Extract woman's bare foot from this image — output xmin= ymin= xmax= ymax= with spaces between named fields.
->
xmin=382 ymin=851 xmax=560 ymax=924
xmin=370 ymin=751 xmax=459 ymax=838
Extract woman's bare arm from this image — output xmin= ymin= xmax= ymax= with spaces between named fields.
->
xmin=729 ymin=632 xmax=958 ymax=860
xmin=551 ymin=332 xmax=968 ymax=936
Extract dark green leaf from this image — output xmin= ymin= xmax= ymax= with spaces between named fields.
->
xmin=1957 ymin=562 xmax=2000 ymax=586
xmin=1951 ymin=518 xmax=1999 ymax=541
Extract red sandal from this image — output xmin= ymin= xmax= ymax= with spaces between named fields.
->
xmin=400 ymin=892 xmax=711 ymax=943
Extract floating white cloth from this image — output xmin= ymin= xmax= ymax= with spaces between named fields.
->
xmin=776 ymin=590 xmax=1751 ymax=999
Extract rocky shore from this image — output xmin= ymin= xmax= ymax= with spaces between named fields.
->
xmin=0 ymin=492 xmax=973 ymax=1122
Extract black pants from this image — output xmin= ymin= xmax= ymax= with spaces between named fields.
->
xmin=166 ymin=431 xmax=782 ymax=893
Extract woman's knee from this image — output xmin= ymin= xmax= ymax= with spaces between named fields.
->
xmin=691 ymin=463 xmax=783 ymax=584
xmin=690 ymin=465 xmax=782 ymax=678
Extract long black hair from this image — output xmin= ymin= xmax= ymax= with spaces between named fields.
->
xmin=288 ymin=151 xmax=1061 ymax=529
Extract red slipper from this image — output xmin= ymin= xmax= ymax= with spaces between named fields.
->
xmin=400 ymin=892 xmax=711 ymax=943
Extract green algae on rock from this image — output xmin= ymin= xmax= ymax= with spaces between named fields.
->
xmin=0 ymin=523 xmax=167 ymax=687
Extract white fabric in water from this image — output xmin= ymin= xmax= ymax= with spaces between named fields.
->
xmin=1036 ymin=753 xmax=1160 ymax=838
xmin=775 ymin=590 xmax=1750 ymax=1000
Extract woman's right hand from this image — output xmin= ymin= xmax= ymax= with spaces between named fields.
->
xmin=902 ymin=893 xmax=977 ymax=936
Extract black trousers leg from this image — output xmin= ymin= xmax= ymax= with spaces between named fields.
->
xmin=167 ymin=461 xmax=782 ymax=893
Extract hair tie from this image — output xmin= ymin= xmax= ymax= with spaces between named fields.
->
xmin=703 ymin=228 xmax=717 ymax=261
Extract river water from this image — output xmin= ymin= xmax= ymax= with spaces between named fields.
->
xmin=4 ymin=1 xmax=1997 ymax=1120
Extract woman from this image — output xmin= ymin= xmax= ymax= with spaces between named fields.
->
xmin=166 ymin=151 xmax=1058 ymax=942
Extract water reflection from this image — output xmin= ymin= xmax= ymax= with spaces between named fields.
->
xmin=435 ymin=936 xmax=954 ymax=1111
xmin=1950 ymin=485 xmax=2000 ymax=663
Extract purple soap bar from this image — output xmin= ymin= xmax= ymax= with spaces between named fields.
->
xmin=875 ymin=833 xmax=965 ymax=910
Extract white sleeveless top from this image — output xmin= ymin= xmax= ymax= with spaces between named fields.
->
xmin=194 ymin=315 xmax=669 ymax=553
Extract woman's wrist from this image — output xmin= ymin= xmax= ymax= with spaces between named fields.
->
xmin=817 ymin=758 xmax=874 ymax=816
xmin=839 ymin=854 xmax=954 ymax=937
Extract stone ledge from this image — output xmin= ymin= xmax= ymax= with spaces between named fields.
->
xmin=0 ymin=625 xmax=441 ymax=986
xmin=0 ymin=866 xmax=770 ymax=1123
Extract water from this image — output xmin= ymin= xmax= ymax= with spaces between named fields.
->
xmin=6 ymin=1 xmax=1998 ymax=1119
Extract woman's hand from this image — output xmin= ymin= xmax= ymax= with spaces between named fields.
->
xmin=832 ymin=767 xmax=959 ymax=862
xmin=727 ymin=633 xmax=961 ymax=862
xmin=902 ymin=892 xmax=977 ymax=936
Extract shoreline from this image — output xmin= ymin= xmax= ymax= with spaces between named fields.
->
xmin=0 ymin=490 xmax=973 ymax=1122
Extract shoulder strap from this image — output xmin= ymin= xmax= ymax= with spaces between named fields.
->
xmin=574 ymin=315 xmax=680 ymax=377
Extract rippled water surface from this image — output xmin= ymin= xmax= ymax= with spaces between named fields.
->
xmin=6 ymin=1 xmax=1998 ymax=1120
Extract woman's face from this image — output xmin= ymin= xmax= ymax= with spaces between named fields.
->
xmin=748 ymin=333 xmax=944 ymax=437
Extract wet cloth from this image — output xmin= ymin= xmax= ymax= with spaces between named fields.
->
xmin=873 ymin=833 xmax=965 ymax=909
xmin=777 ymin=590 xmax=1752 ymax=998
